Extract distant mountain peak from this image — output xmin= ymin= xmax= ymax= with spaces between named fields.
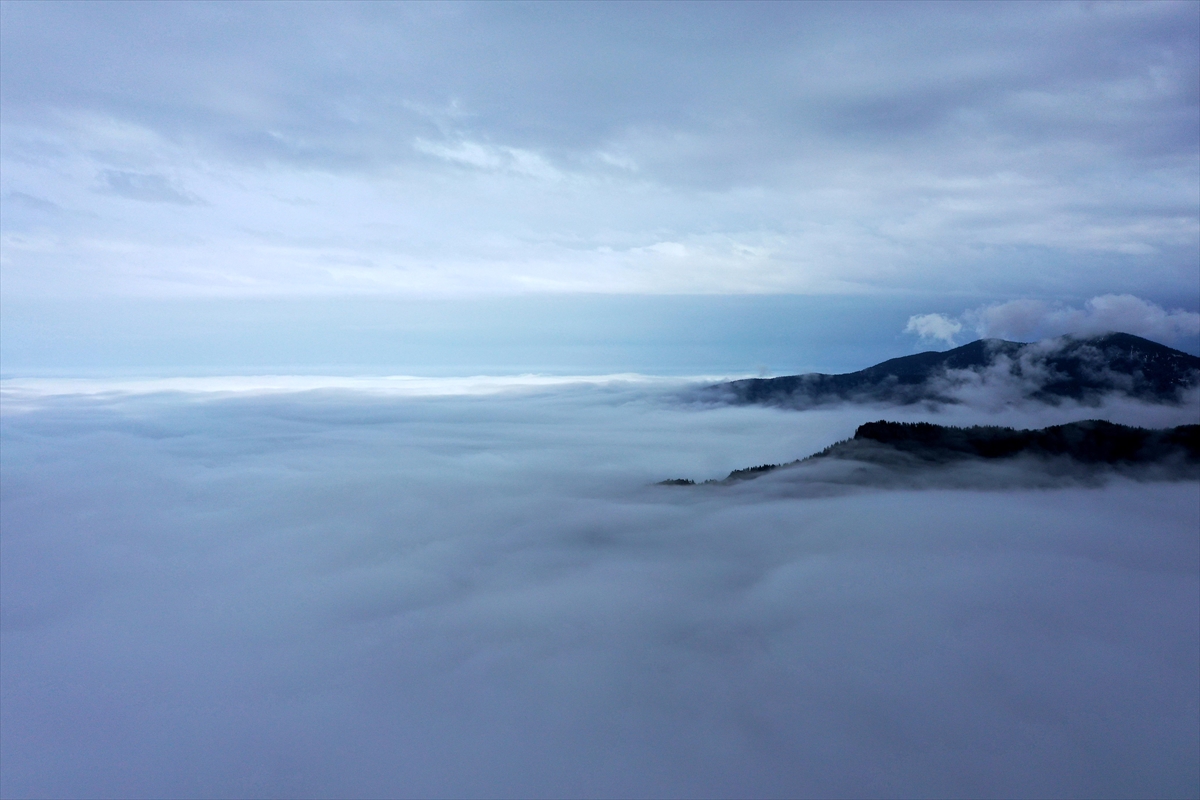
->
xmin=707 ymin=332 xmax=1200 ymax=409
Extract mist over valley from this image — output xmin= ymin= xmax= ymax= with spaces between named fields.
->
xmin=3 ymin=347 xmax=1198 ymax=798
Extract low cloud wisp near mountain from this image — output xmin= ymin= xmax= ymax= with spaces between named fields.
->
xmin=907 ymin=295 xmax=1200 ymax=349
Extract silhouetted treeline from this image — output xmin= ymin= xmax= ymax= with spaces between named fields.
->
xmin=659 ymin=419 xmax=1200 ymax=486
xmin=844 ymin=420 xmax=1200 ymax=465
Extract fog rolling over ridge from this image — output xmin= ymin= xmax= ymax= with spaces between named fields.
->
xmin=2 ymin=369 xmax=1198 ymax=799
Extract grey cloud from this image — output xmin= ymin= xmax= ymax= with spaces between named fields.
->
xmin=0 ymin=2 xmax=1195 ymax=299
xmin=2 ymin=383 xmax=1197 ymax=797
xmin=3 ymin=192 xmax=62 ymax=214
xmin=96 ymin=170 xmax=203 ymax=205
xmin=2 ymin=2 xmax=1195 ymax=179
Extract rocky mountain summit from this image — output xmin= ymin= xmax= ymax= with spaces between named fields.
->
xmin=707 ymin=333 xmax=1200 ymax=408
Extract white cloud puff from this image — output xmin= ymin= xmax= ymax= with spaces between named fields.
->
xmin=904 ymin=313 xmax=963 ymax=345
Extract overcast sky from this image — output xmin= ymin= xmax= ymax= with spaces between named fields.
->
xmin=1 ymin=1 xmax=1198 ymax=372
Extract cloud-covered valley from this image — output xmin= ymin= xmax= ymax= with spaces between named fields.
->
xmin=2 ymin=380 xmax=1197 ymax=798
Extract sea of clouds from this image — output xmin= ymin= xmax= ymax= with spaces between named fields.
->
xmin=2 ymin=377 xmax=1197 ymax=799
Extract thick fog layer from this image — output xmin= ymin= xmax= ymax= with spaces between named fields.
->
xmin=2 ymin=380 xmax=1197 ymax=799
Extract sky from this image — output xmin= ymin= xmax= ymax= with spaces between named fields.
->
xmin=2 ymin=1 xmax=1198 ymax=375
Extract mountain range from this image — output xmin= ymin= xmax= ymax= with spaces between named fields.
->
xmin=706 ymin=332 xmax=1200 ymax=408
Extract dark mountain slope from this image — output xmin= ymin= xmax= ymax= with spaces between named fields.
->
xmin=659 ymin=420 xmax=1200 ymax=487
xmin=710 ymin=333 xmax=1200 ymax=408
xmin=825 ymin=419 xmax=1200 ymax=466
xmin=1027 ymin=333 xmax=1199 ymax=401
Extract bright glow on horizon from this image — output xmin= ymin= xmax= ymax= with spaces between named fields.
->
xmin=0 ymin=372 xmax=735 ymax=403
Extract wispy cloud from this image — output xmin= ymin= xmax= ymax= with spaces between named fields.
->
xmin=412 ymin=138 xmax=562 ymax=180
xmin=97 ymin=170 xmax=204 ymax=205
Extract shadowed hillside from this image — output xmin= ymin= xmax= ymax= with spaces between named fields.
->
xmin=822 ymin=419 xmax=1200 ymax=465
xmin=661 ymin=420 xmax=1200 ymax=487
xmin=707 ymin=333 xmax=1200 ymax=408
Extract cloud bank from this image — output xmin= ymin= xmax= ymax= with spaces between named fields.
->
xmin=969 ymin=295 xmax=1200 ymax=343
xmin=2 ymin=382 xmax=1197 ymax=798
xmin=907 ymin=294 xmax=1200 ymax=349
